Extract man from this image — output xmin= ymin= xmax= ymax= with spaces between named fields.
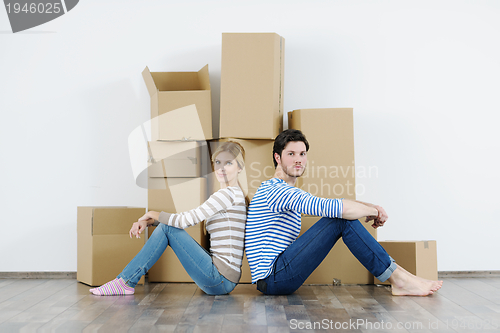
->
xmin=245 ymin=129 xmax=442 ymax=296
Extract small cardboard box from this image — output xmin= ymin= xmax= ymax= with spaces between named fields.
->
xmin=220 ymin=33 xmax=285 ymax=139
xmin=288 ymin=108 xmax=356 ymax=200
xmin=147 ymin=141 xmax=208 ymax=178
xmin=207 ymin=138 xmax=275 ymax=201
xmin=375 ymin=241 xmax=438 ymax=285
xmin=142 ymin=65 xmax=212 ymax=141
xmin=300 ymin=216 xmax=376 ymax=285
xmin=77 ymin=207 xmax=146 ymax=286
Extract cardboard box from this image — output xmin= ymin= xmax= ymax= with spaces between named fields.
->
xmin=148 ymin=177 xmax=207 ymax=213
xmin=147 ymin=141 xmax=208 ymax=178
xmin=220 ymin=33 xmax=285 ymax=139
xmin=288 ymin=108 xmax=356 ymax=200
xmin=77 ymin=207 xmax=146 ymax=286
xmin=207 ymin=138 xmax=275 ymax=201
xmin=142 ymin=65 xmax=212 ymax=140
xmin=299 ymin=216 xmax=376 ymax=285
xmin=239 ymin=253 xmax=252 ymax=284
xmin=375 ymin=241 xmax=438 ymax=285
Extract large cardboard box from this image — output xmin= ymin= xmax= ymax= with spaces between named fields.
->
xmin=299 ymin=216 xmax=376 ymax=285
xmin=207 ymin=138 xmax=275 ymax=201
xmin=147 ymin=177 xmax=209 ymax=282
xmin=147 ymin=141 xmax=208 ymax=178
xmin=288 ymin=108 xmax=356 ymax=200
xmin=375 ymin=241 xmax=438 ymax=285
xmin=220 ymin=33 xmax=285 ymax=139
xmin=77 ymin=207 xmax=146 ymax=286
xmin=142 ymin=65 xmax=213 ymax=141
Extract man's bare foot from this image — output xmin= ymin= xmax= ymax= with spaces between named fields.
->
xmin=388 ymin=264 xmax=443 ymax=296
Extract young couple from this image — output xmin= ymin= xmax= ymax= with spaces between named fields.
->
xmin=90 ymin=130 xmax=442 ymax=297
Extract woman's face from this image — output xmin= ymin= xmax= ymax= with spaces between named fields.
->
xmin=213 ymin=151 xmax=241 ymax=187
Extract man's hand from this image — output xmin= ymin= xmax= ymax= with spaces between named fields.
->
xmin=129 ymin=220 xmax=149 ymax=238
xmin=365 ymin=205 xmax=388 ymax=229
xmin=375 ymin=205 xmax=388 ymax=222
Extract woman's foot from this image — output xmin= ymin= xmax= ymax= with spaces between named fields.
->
xmin=388 ymin=264 xmax=443 ymax=296
xmin=89 ymin=278 xmax=135 ymax=296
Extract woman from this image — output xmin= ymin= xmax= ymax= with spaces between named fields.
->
xmin=90 ymin=141 xmax=248 ymax=296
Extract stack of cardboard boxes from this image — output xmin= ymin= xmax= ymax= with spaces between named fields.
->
xmin=208 ymin=33 xmax=285 ymax=283
xmin=139 ymin=33 xmax=284 ymax=283
xmin=141 ymin=67 xmax=212 ymax=282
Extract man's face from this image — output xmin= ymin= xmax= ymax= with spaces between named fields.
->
xmin=275 ymin=141 xmax=307 ymax=178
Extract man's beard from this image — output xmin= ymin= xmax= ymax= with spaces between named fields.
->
xmin=283 ymin=164 xmax=306 ymax=178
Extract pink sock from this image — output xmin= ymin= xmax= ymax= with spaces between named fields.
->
xmin=89 ymin=278 xmax=135 ymax=296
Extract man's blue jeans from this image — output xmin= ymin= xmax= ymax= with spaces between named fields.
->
xmin=117 ymin=223 xmax=237 ymax=295
xmin=256 ymin=217 xmax=397 ymax=295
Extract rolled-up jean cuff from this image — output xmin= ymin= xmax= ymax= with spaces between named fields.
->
xmin=376 ymin=256 xmax=397 ymax=282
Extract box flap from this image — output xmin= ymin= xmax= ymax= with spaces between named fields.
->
xmin=142 ymin=66 xmax=158 ymax=97
xmin=154 ymin=72 xmax=200 ymax=91
xmin=198 ymin=64 xmax=211 ymax=91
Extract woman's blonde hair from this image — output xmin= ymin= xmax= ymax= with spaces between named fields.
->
xmin=211 ymin=141 xmax=249 ymax=205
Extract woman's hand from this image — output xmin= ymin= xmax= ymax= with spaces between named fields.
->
xmin=130 ymin=211 xmax=161 ymax=238
xmin=129 ymin=220 xmax=149 ymax=238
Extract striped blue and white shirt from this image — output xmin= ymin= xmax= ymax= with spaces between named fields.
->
xmin=245 ymin=178 xmax=343 ymax=283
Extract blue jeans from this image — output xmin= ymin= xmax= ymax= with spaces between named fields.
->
xmin=256 ymin=217 xmax=397 ymax=295
xmin=117 ymin=223 xmax=237 ymax=295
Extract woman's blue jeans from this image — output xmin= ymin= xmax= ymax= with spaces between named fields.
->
xmin=256 ymin=217 xmax=397 ymax=295
xmin=117 ymin=223 xmax=237 ymax=295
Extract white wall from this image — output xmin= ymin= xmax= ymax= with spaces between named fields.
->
xmin=1 ymin=0 xmax=499 ymax=272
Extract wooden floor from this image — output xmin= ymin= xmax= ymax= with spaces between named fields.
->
xmin=0 ymin=278 xmax=499 ymax=332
